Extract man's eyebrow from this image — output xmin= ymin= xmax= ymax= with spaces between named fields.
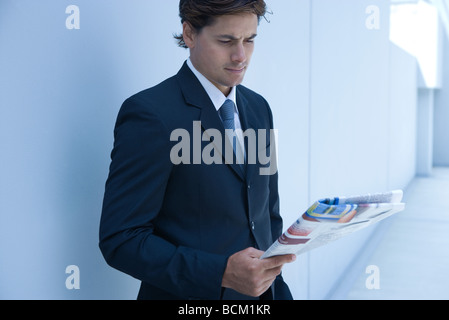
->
xmin=217 ymin=34 xmax=258 ymax=40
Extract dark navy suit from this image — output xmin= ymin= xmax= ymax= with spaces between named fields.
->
xmin=99 ymin=62 xmax=292 ymax=300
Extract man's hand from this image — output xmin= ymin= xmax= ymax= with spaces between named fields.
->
xmin=221 ymin=247 xmax=296 ymax=297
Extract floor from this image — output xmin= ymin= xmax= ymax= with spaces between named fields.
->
xmin=344 ymin=167 xmax=449 ymax=300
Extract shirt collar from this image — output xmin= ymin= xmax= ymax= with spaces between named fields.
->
xmin=187 ymin=58 xmax=237 ymax=113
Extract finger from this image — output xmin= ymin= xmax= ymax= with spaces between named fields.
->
xmin=256 ymin=278 xmax=276 ymax=297
xmin=262 ymin=254 xmax=296 ymax=269
xmin=259 ymin=266 xmax=282 ymax=284
xmin=246 ymin=247 xmax=264 ymax=259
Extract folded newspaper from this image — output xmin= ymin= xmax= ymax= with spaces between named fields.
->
xmin=261 ymin=190 xmax=405 ymax=259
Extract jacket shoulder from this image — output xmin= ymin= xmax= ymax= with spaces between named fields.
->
xmin=117 ymin=74 xmax=185 ymax=120
xmin=237 ymin=84 xmax=271 ymax=112
xmin=237 ymin=84 xmax=265 ymax=101
xmin=127 ymin=75 xmax=179 ymax=106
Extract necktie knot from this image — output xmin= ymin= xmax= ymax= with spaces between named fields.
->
xmin=219 ymin=99 xmax=235 ymax=125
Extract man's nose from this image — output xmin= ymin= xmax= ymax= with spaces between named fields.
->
xmin=231 ymin=43 xmax=246 ymax=63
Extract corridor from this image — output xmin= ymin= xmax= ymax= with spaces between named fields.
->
xmin=345 ymin=167 xmax=449 ymax=300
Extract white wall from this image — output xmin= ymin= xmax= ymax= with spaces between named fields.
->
xmin=0 ymin=0 xmax=418 ymax=300
xmin=308 ymin=0 xmax=391 ymax=299
xmin=252 ymin=0 xmax=418 ymax=299
xmin=388 ymin=43 xmax=418 ymax=190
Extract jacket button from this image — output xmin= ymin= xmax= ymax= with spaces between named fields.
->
xmin=251 ymin=221 xmax=255 ymax=230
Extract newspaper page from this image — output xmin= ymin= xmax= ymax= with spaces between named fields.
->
xmin=261 ymin=190 xmax=405 ymax=259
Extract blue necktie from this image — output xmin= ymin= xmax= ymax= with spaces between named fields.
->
xmin=219 ymin=100 xmax=245 ymax=168
xmin=219 ymin=99 xmax=236 ymax=131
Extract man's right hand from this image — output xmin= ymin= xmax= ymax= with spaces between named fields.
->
xmin=221 ymin=247 xmax=296 ymax=297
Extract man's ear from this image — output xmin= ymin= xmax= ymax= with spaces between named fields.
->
xmin=182 ymin=21 xmax=196 ymax=49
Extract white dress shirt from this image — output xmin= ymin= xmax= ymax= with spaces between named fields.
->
xmin=186 ymin=58 xmax=246 ymax=163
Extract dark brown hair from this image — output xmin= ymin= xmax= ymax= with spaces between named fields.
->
xmin=174 ymin=0 xmax=268 ymax=48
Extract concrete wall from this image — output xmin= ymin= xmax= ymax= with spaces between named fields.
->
xmin=434 ymin=33 xmax=449 ymax=166
xmin=0 ymin=0 xmax=418 ymax=300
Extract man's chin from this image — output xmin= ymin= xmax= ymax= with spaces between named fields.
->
xmin=224 ymin=76 xmax=245 ymax=88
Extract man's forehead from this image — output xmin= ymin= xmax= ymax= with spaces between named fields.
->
xmin=216 ymin=33 xmax=258 ymax=40
xmin=206 ymin=14 xmax=258 ymax=35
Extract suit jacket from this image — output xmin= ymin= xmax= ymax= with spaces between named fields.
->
xmin=99 ymin=61 xmax=292 ymax=300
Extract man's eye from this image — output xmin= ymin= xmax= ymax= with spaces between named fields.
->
xmin=219 ymin=40 xmax=231 ymax=44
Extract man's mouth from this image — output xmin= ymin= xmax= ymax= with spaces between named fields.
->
xmin=225 ymin=66 xmax=246 ymax=74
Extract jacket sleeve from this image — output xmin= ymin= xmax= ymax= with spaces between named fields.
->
xmin=99 ymin=96 xmax=228 ymax=299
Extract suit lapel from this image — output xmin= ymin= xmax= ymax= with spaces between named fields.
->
xmin=236 ymin=87 xmax=258 ymax=185
xmin=176 ymin=62 xmax=246 ymax=181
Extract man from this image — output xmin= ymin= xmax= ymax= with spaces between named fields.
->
xmin=99 ymin=0 xmax=295 ymax=300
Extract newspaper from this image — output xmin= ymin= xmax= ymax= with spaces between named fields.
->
xmin=261 ymin=190 xmax=405 ymax=259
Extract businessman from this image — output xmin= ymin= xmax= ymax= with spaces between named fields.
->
xmin=99 ymin=0 xmax=295 ymax=300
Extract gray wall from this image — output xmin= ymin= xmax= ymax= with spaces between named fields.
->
xmin=434 ymin=33 xmax=449 ymax=166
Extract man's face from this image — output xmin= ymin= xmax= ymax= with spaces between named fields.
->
xmin=184 ymin=13 xmax=258 ymax=96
